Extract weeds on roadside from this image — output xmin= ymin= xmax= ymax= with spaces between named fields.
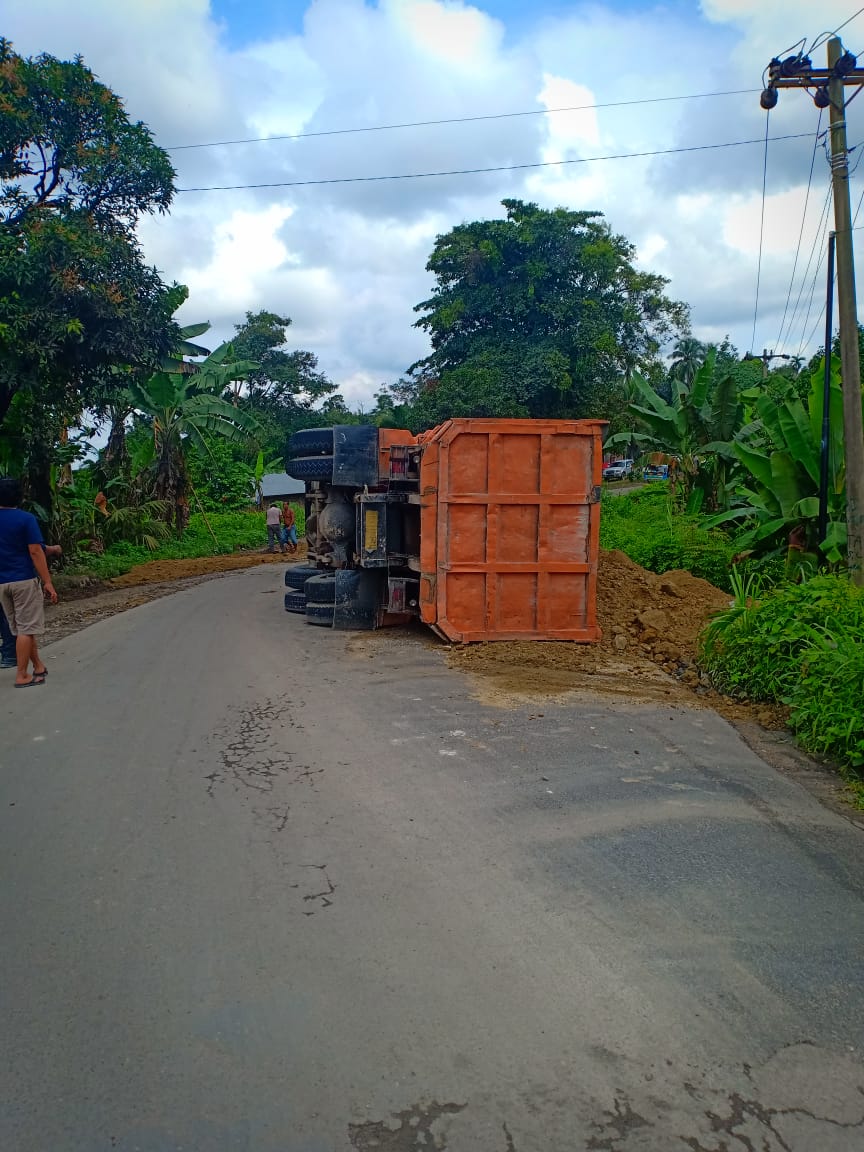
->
xmin=699 ymin=575 xmax=864 ymax=798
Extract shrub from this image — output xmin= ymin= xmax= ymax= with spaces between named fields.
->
xmin=700 ymin=574 xmax=864 ymax=785
xmin=600 ymin=487 xmax=738 ymax=591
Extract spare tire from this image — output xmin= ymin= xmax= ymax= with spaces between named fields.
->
xmin=306 ymin=602 xmax=335 ymax=627
xmin=285 ymin=564 xmax=320 ymax=590
xmin=286 ymin=455 xmax=334 ymax=481
xmin=284 ymin=590 xmax=307 ymax=614
xmin=304 ymin=574 xmax=337 ymax=604
xmin=288 ymin=428 xmax=333 ymax=458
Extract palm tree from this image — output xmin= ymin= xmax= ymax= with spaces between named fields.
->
xmin=668 ymin=337 xmax=706 ymax=390
xmin=128 ymin=355 xmax=258 ymax=532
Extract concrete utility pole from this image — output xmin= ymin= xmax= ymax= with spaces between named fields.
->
xmin=762 ymin=38 xmax=864 ymax=583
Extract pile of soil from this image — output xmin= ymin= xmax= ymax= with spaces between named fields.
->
xmin=110 ymin=547 xmax=305 ymax=588
xmin=449 ymin=549 xmax=786 ymax=727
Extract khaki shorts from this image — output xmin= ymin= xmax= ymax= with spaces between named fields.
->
xmin=0 ymin=578 xmax=45 ymax=636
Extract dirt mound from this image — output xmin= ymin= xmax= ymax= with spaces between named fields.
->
xmin=597 ymin=549 xmax=729 ymax=667
xmin=110 ymin=544 xmax=307 ymax=588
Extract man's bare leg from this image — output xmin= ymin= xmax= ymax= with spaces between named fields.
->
xmin=30 ymin=637 xmax=46 ymax=677
xmin=15 ymin=634 xmax=43 ymax=685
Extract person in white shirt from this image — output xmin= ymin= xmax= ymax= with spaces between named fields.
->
xmin=266 ymin=503 xmax=286 ymax=554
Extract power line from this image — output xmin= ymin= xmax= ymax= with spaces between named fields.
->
xmin=175 ymin=131 xmax=812 ymax=192
xmin=775 ymin=112 xmax=823 ymax=351
xmin=797 ymin=189 xmax=835 ymax=358
xmin=801 ymin=180 xmax=864 ymax=353
xmin=750 ymin=112 xmax=771 ymax=355
xmin=164 ymin=87 xmax=760 ymax=152
xmin=810 ymin=6 xmax=864 ymax=52
xmin=780 ymin=182 xmax=834 ymax=354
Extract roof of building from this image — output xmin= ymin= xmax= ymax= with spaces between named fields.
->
xmin=260 ymin=473 xmax=305 ymax=499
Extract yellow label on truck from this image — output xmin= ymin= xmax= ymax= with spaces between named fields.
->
xmin=364 ymin=509 xmax=379 ymax=553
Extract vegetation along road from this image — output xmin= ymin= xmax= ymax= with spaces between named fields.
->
xmin=2 ymin=566 xmax=864 ymax=1152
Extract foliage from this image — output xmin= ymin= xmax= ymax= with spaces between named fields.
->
xmin=127 ymin=346 xmax=259 ymax=531
xmin=607 ymin=349 xmax=742 ymax=513
xmin=700 ymin=575 xmax=864 ymax=786
xmin=600 ymin=487 xmax=740 ymax=591
xmin=227 ymin=310 xmax=339 ymax=456
xmin=66 ymin=510 xmax=304 ymax=580
xmin=0 ymin=39 xmax=179 ymax=430
xmin=706 ymin=357 xmax=847 ymax=563
xmin=52 ymin=469 xmax=170 ymax=555
xmin=410 ymin=199 xmax=689 ymax=426
xmin=187 ymin=438 xmax=257 ymax=511
xmin=668 ymin=337 xmax=705 ymax=388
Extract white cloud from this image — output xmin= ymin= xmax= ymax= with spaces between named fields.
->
xmin=6 ymin=0 xmax=864 ymax=405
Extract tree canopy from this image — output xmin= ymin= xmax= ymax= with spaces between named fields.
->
xmin=410 ymin=199 xmax=689 ymax=427
xmin=0 ymin=39 xmax=179 ymax=429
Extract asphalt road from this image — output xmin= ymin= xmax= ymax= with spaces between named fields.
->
xmin=2 ymin=565 xmax=864 ymax=1152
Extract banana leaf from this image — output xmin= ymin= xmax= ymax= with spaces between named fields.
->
xmin=776 ymin=399 xmax=818 ymax=485
xmin=733 ymin=442 xmax=774 ymax=490
xmin=769 ymin=451 xmax=805 ymax=519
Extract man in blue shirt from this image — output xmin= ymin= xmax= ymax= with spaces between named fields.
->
xmin=0 ymin=478 xmax=58 ymax=687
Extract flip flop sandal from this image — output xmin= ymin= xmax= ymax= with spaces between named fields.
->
xmin=15 ymin=676 xmax=45 ymax=688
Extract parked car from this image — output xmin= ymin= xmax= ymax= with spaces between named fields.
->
xmin=644 ymin=464 xmax=669 ymax=482
xmin=602 ymin=459 xmax=634 ymax=481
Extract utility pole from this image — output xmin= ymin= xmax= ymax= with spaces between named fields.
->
xmin=762 ymin=39 xmax=864 ymax=584
xmin=744 ymin=349 xmax=796 ymax=379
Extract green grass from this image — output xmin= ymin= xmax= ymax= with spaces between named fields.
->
xmin=700 ymin=574 xmax=864 ymax=801
xmin=600 ymin=487 xmax=739 ymax=592
xmin=66 ymin=508 xmax=305 ymax=581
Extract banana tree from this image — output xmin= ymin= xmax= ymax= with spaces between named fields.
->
xmin=103 ymin=321 xmax=215 ymax=475
xmin=606 ymin=349 xmax=741 ymax=512
xmin=128 ymin=368 xmax=259 ymax=532
xmin=704 ymin=357 xmax=846 ymax=563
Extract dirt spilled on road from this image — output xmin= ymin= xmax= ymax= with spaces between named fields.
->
xmin=449 ymin=549 xmax=786 ymax=727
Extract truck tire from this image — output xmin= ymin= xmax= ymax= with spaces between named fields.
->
xmin=306 ymin=602 xmax=335 ymax=627
xmin=284 ymin=590 xmax=307 ymax=613
xmin=304 ymin=574 xmax=337 ymax=604
xmin=286 ymin=455 xmax=334 ymax=480
xmin=285 ymin=564 xmax=320 ymax=590
xmin=287 ymin=428 xmax=333 ymax=458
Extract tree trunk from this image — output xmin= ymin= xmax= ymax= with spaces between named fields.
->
xmin=104 ymin=408 xmax=130 ymax=476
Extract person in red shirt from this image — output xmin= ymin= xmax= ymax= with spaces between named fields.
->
xmin=281 ymin=502 xmax=298 ymax=554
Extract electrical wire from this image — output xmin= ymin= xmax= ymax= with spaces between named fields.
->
xmin=800 ymin=180 xmax=864 ymax=353
xmin=810 ymin=6 xmax=864 ymax=52
xmin=750 ymin=112 xmax=771 ymax=356
xmin=796 ymin=189 xmax=835 ymax=357
xmin=175 ymin=131 xmax=812 ymax=192
xmin=776 ymin=112 xmax=824 ymax=351
xmin=164 ymin=87 xmax=760 ymax=152
xmin=781 ymin=182 xmax=834 ymax=354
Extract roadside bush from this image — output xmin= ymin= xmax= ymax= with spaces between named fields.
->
xmin=700 ymin=575 xmax=864 ymax=781
xmin=601 ymin=487 xmax=737 ymax=591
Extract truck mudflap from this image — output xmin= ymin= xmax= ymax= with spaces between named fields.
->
xmin=332 ymin=569 xmax=382 ymax=631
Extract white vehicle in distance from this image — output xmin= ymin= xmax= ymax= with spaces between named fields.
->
xmin=602 ymin=459 xmax=634 ymax=481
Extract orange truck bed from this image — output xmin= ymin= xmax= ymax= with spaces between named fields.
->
xmin=417 ymin=419 xmax=606 ymax=643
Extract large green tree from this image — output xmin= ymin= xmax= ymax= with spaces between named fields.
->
xmin=0 ymin=39 xmax=179 ymax=512
xmin=227 ymin=310 xmax=339 ymax=453
xmin=410 ymin=199 xmax=689 ymax=426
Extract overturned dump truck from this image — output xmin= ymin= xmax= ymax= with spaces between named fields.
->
xmin=283 ymin=418 xmax=607 ymax=643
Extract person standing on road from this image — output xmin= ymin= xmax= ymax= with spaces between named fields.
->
xmin=0 ymin=477 xmax=58 ymax=687
xmin=266 ymin=502 xmax=286 ymax=554
xmin=281 ymin=501 xmax=298 ymax=554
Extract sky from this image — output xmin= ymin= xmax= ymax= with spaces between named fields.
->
xmin=5 ymin=0 xmax=864 ymax=407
